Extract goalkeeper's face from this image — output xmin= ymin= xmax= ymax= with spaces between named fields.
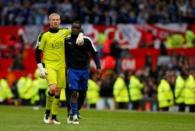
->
xmin=49 ymin=15 xmax=61 ymax=29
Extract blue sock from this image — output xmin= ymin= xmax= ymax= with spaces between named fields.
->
xmin=71 ymin=102 xmax=78 ymax=115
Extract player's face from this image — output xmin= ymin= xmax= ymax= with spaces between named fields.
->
xmin=71 ymin=23 xmax=81 ymax=35
xmin=49 ymin=15 xmax=61 ymax=28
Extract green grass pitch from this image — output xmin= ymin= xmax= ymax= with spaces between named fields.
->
xmin=0 ymin=106 xmax=195 ymax=131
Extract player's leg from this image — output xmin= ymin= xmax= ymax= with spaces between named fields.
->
xmin=50 ymin=84 xmax=61 ymax=124
xmin=44 ymin=91 xmax=54 ymax=123
xmin=49 ymin=67 xmax=66 ymax=124
xmin=67 ymin=69 xmax=80 ymax=124
xmin=78 ymin=70 xmax=89 ymax=118
xmin=70 ymin=90 xmax=79 ymax=124
xmin=65 ymin=86 xmax=72 ymax=124
xmin=78 ymin=90 xmax=86 ymax=116
xmin=43 ymin=66 xmax=57 ymax=124
xmin=66 ymin=85 xmax=71 ymax=114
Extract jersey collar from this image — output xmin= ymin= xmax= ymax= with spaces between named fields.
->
xmin=49 ymin=28 xmax=59 ymax=33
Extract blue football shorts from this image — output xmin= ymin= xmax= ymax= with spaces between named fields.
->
xmin=67 ymin=68 xmax=89 ymax=91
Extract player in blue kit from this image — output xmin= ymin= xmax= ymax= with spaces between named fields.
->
xmin=65 ymin=21 xmax=101 ymax=124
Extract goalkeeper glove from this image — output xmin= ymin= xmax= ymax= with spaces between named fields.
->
xmin=76 ymin=32 xmax=84 ymax=46
xmin=37 ymin=63 xmax=47 ymax=79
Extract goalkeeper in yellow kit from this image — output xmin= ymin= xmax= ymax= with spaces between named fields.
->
xmin=35 ymin=13 xmax=84 ymax=124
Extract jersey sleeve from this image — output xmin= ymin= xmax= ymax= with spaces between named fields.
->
xmin=85 ymin=36 xmax=101 ymax=69
xmin=62 ymin=28 xmax=71 ymax=37
xmin=85 ymin=36 xmax=97 ymax=54
xmin=37 ymin=33 xmax=46 ymax=50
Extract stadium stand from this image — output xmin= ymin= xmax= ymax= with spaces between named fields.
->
xmin=1 ymin=0 xmax=195 ymax=25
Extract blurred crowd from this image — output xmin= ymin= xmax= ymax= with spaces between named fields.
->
xmin=1 ymin=60 xmax=195 ymax=112
xmin=1 ymin=0 xmax=195 ymax=112
xmin=1 ymin=33 xmax=195 ymax=112
xmin=1 ymin=0 xmax=195 ymax=25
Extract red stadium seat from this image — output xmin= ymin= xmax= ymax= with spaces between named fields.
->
xmin=0 ymin=58 xmax=13 ymax=78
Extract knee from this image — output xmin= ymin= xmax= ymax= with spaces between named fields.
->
xmin=49 ymin=85 xmax=55 ymax=95
xmin=49 ymin=84 xmax=60 ymax=95
xmin=55 ymin=88 xmax=61 ymax=95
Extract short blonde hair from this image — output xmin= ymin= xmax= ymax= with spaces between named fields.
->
xmin=49 ymin=13 xmax=60 ymax=20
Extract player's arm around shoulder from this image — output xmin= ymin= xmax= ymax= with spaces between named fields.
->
xmin=61 ymin=26 xmax=84 ymax=45
xmin=60 ymin=27 xmax=71 ymax=36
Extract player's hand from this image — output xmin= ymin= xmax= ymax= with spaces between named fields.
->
xmin=37 ymin=63 xmax=47 ymax=79
xmin=40 ymin=68 xmax=47 ymax=79
xmin=76 ymin=32 xmax=84 ymax=46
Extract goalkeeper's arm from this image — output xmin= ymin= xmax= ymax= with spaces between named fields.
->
xmin=35 ymin=47 xmax=42 ymax=64
xmin=35 ymin=47 xmax=47 ymax=78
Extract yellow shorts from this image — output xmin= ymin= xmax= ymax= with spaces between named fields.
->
xmin=45 ymin=62 xmax=66 ymax=89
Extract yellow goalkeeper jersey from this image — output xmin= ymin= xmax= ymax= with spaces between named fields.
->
xmin=38 ymin=28 xmax=71 ymax=66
